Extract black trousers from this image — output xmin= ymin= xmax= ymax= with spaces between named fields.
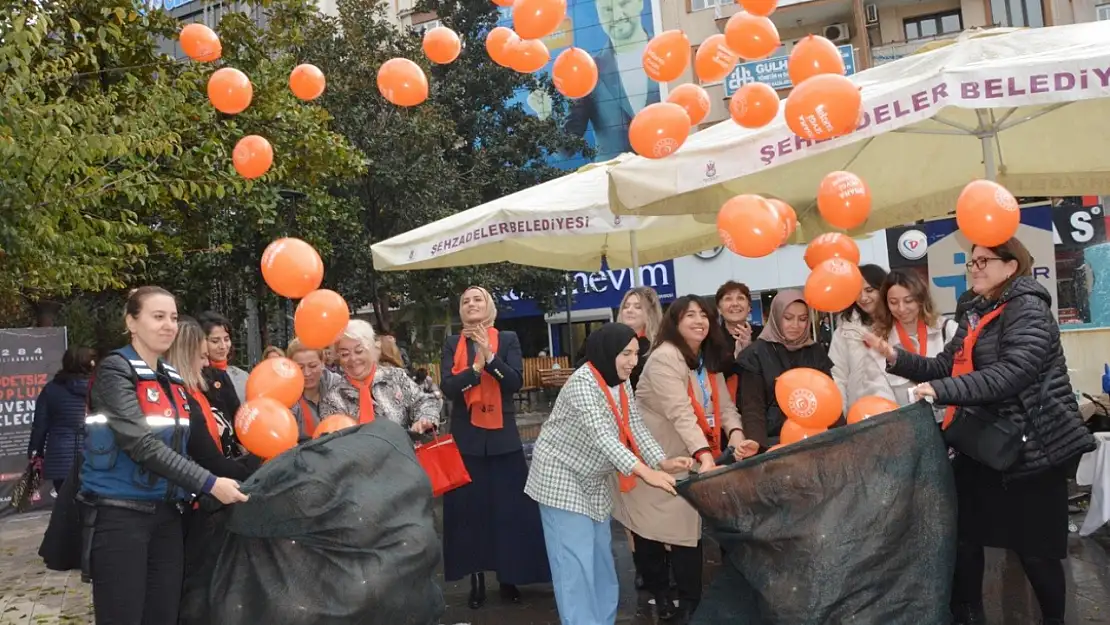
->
xmin=952 ymin=541 xmax=1066 ymax=620
xmin=633 ymin=534 xmax=703 ymax=604
xmin=90 ymin=503 xmax=185 ymax=625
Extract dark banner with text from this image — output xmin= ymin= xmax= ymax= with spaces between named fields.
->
xmin=0 ymin=328 xmax=67 ymax=518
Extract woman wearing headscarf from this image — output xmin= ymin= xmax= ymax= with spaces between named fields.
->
xmin=614 ymin=295 xmax=758 ymax=620
xmin=616 ymin=286 xmax=663 ymax=390
xmin=319 ymin=320 xmax=440 ymax=432
xmin=526 ymin=323 xmax=692 ymax=625
xmin=737 ymin=289 xmax=834 ymax=449
xmin=440 ymin=286 xmax=550 ymax=609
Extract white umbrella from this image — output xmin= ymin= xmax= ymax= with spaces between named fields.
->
xmin=370 ymin=155 xmax=720 ymax=276
xmin=607 ymin=23 xmax=1110 ymax=238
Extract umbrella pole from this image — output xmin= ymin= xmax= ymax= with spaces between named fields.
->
xmin=981 ymin=133 xmax=998 ymax=181
xmin=630 ymin=231 xmax=641 ymax=287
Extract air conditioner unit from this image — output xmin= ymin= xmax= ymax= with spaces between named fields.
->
xmin=865 ymin=3 xmax=879 ymax=25
xmin=823 ymin=22 xmax=851 ymax=43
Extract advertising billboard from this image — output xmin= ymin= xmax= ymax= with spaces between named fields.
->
xmin=724 ymin=44 xmax=856 ymax=96
xmin=499 ymin=0 xmax=660 ymax=168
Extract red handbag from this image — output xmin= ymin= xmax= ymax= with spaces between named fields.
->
xmin=414 ymin=434 xmax=471 ymax=497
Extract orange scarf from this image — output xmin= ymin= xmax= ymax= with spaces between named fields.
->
xmin=348 ymin=366 xmax=377 ymax=424
xmin=299 ymin=397 xmax=316 ymax=436
xmin=209 ymin=360 xmax=227 ymax=371
xmin=450 ymin=329 xmax=504 ymax=430
xmin=895 ymin=319 xmax=928 ymax=357
xmin=942 ymin=305 xmax=1006 ymax=429
xmin=688 ymin=374 xmax=723 ymax=457
xmin=189 ymin=389 xmax=221 ymax=448
xmin=726 ymin=374 xmax=738 ymax=405
xmin=587 ymin=363 xmax=643 ymax=492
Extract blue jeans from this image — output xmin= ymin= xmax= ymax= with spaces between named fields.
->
xmin=538 ymin=504 xmax=619 ymax=625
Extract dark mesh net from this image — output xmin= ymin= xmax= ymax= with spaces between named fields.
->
xmin=179 ymin=420 xmax=444 ymax=625
xmin=684 ymin=402 xmax=957 ymax=625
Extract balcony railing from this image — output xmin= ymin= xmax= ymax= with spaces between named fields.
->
xmin=870 ymin=32 xmax=960 ymax=66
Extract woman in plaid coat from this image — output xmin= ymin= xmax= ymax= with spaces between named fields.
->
xmin=525 ymin=323 xmax=693 ymax=625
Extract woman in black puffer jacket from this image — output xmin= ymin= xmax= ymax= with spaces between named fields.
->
xmin=866 ymin=238 xmax=1095 ymax=625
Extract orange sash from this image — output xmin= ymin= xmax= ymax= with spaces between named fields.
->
xmin=189 ymin=389 xmax=221 ymax=448
xmin=896 ymin=319 xmax=928 ymax=357
xmin=942 ymin=305 xmax=1006 ymax=429
xmin=348 ymin=367 xmax=377 ymax=424
xmin=299 ymin=397 xmax=316 ymax=436
xmin=587 ymin=363 xmax=643 ymax=492
xmin=725 ymin=374 xmax=739 ymax=405
xmin=688 ymin=374 xmax=723 ymax=457
xmin=451 ymin=329 xmax=504 ymax=430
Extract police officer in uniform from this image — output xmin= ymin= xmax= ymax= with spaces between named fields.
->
xmin=81 ymin=286 xmax=248 ymax=625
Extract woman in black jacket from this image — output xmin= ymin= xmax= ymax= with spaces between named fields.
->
xmin=28 ymin=346 xmax=96 ymax=491
xmin=866 ymin=238 xmax=1095 ymax=625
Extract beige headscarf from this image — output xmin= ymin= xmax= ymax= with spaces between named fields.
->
xmin=757 ymin=289 xmax=816 ymax=352
xmin=460 ymin=286 xmax=497 ymax=332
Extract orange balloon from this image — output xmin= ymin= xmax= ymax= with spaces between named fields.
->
xmin=295 ymin=289 xmax=350 ymax=350
xmin=261 ymin=237 xmax=324 ymax=299
xmin=377 ymin=58 xmax=429 ymax=107
xmin=717 ymin=195 xmax=785 ymax=258
xmin=667 ymin=83 xmax=711 ymax=126
xmin=492 ymin=0 xmax=514 ymax=6
xmin=486 ymin=26 xmax=519 ymax=67
xmin=509 ymin=38 xmax=551 ymax=74
xmin=552 ymin=48 xmax=598 ymax=98
xmin=804 ymin=232 xmax=860 ymax=268
xmin=642 ymin=30 xmax=690 ymax=83
xmin=805 ymin=257 xmax=864 ymax=313
xmin=956 ymin=180 xmax=1021 ymax=247
xmin=780 ymin=419 xmax=828 ymax=445
xmin=768 ymin=198 xmax=797 ymax=241
xmin=694 ymin=34 xmax=738 ymax=84
xmin=512 ymin=0 xmax=567 ymax=40
xmin=775 ymin=368 xmax=842 ymax=429
xmin=289 ymin=64 xmax=326 ymax=101
xmin=817 ymin=171 xmax=872 ymax=230
xmin=246 ymin=357 xmax=306 ymax=408
xmin=423 ymin=26 xmax=462 ymax=65
xmin=847 ymin=396 xmax=900 ymax=425
xmin=232 ymin=135 xmax=273 ymax=180
xmin=313 ymin=414 xmax=358 ymax=439
xmin=628 ymin=102 xmax=691 ymax=159
xmin=729 ymin=82 xmax=779 ymax=129
xmin=784 ymin=73 xmax=861 ymax=140
xmin=788 ymin=35 xmax=845 ymax=86
xmin=724 ymin=12 xmax=780 ymax=61
xmin=741 ymin=0 xmax=779 ymax=17
xmin=180 ymin=24 xmax=221 ymax=62
xmin=207 ymin=68 xmax=253 ymax=114
xmin=235 ymin=398 xmax=298 ymax=459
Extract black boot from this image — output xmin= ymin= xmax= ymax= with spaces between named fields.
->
xmin=499 ymin=582 xmax=521 ymax=603
xmin=656 ymin=593 xmax=678 ymax=621
xmin=468 ymin=572 xmax=486 ymax=609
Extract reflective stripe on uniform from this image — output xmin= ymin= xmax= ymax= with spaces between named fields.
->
xmin=85 ymin=414 xmax=189 ymax=427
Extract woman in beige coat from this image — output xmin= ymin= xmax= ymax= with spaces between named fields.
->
xmin=613 ymin=295 xmax=759 ymax=621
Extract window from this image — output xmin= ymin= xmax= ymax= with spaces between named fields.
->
xmin=989 ymin=0 xmax=1044 ymax=27
xmin=903 ymin=10 xmax=962 ymax=41
xmin=1098 ymin=3 xmax=1110 ymax=20
xmin=690 ymin=0 xmax=726 ymax=12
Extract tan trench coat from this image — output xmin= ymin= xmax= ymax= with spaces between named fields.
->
xmin=612 ymin=342 xmax=744 ymax=547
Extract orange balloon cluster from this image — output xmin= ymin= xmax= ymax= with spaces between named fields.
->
xmin=724 ymin=12 xmax=780 ymax=61
xmin=817 ymin=171 xmax=872 ymax=230
xmin=295 ymin=289 xmax=351 ymax=350
xmin=667 ymin=84 xmax=711 ymax=126
xmin=236 ymin=398 xmax=299 ymax=459
xmin=232 ymin=135 xmax=273 ymax=180
xmin=956 ymin=179 xmax=1020 ymax=246
xmin=180 ymin=24 xmax=221 ymax=62
xmin=775 ymin=368 xmax=842 ymax=446
xmin=643 ymin=30 xmax=690 ymax=83
xmin=208 ymin=68 xmax=253 ymax=115
xmin=246 ymin=357 xmax=306 ymax=407
xmin=628 ymin=102 xmax=691 ymax=159
xmin=423 ymin=26 xmax=462 ymax=65
xmin=290 ymin=64 xmax=326 ymax=101
xmin=377 ymin=58 xmax=429 ymax=107
xmin=805 ymin=257 xmax=863 ymax=312
xmin=694 ymin=34 xmax=738 ymax=84
xmin=716 ymin=195 xmax=785 ymax=258
xmin=261 ymin=238 xmax=324 ymax=299
xmin=781 ymin=34 xmax=860 ymax=141
xmin=553 ymin=48 xmax=598 ymax=98
xmin=313 ymin=414 xmax=357 ymax=439
xmin=847 ymin=396 xmax=899 ymax=425
xmin=729 ymin=82 xmax=779 ymax=129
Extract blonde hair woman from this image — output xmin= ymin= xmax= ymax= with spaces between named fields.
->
xmin=616 ymin=286 xmax=663 ymax=391
xmin=440 ymin=286 xmax=550 ymax=608
xmin=376 ymin=334 xmax=405 ymax=368
xmin=286 ymin=338 xmax=341 ymax=440
xmin=319 ymin=320 xmax=440 ymax=433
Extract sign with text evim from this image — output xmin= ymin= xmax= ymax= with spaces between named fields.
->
xmin=724 ymin=44 xmax=856 ymax=96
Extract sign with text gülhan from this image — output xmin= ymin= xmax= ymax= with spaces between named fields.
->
xmin=724 ymin=44 xmax=857 ymax=96
xmin=0 ymin=328 xmax=67 ymax=518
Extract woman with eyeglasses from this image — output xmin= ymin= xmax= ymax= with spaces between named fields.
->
xmin=865 ymin=238 xmax=1095 ymax=625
